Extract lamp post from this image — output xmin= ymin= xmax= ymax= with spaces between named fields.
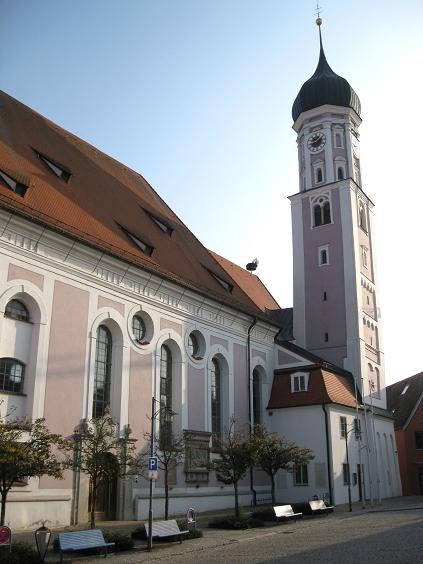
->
xmin=147 ymin=396 xmax=174 ymax=552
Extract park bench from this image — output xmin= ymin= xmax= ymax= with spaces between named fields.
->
xmin=58 ymin=529 xmax=115 ymax=562
xmin=144 ymin=519 xmax=189 ymax=543
xmin=309 ymin=499 xmax=334 ymax=515
xmin=274 ymin=504 xmax=302 ymax=522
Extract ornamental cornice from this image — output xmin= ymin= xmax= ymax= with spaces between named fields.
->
xmin=0 ymin=210 xmax=277 ymax=346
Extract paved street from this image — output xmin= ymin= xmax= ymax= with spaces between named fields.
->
xmin=69 ymin=502 xmax=423 ymax=564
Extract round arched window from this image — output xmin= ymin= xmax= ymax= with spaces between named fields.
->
xmin=5 ymin=299 xmax=29 ymax=322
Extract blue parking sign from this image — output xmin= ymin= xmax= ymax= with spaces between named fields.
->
xmin=148 ymin=456 xmax=158 ymax=471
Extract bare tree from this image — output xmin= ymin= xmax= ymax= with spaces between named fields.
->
xmin=71 ymin=411 xmax=137 ymax=528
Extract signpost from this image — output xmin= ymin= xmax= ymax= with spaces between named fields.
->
xmin=0 ymin=526 xmax=12 ymax=554
xmin=147 ymin=456 xmax=158 ymax=480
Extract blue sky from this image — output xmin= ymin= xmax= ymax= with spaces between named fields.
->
xmin=2 ymin=0 xmax=423 ymax=384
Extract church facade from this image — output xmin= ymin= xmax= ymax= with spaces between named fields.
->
xmin=0 ymin=23 xmax=401 ymax=529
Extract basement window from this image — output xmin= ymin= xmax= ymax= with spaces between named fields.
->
xmin=120 ymin=225 xmax=154 ymax=257
xmin=206 ymin=269 xmax=233 ymax=293
xmin=0 ymin=169 xmax=27 ymax=197
xmin=34 ymin=150 xmax=71 ymax=182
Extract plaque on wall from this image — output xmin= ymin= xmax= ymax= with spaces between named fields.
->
xmin=184 ymin=430 xmax=211 ymax=483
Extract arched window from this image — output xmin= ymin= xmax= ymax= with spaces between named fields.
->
xmin=359 ymin=203 xmax=367 ymax=231
xmin=211 ymin=358 xmax=221 ymax=441
xmin=132 ymin=315 xmax=146 ymax=342
xmin=252 ymin=368 xmax=261 ymax=427
xmin=337 ymin=167 xmax=344 ymax=180
xmin=93 ymin=325 xmax=112 ymax=418
xmin=5 ymin=299 xmax=29 ymax=322
xmin=0 ymin=358 xmax=25 ymax=393
xmin=160 ymin=344 xmax=172 ymax=444
xmin=335 ymin=132 xmax=343 ymax=148
xmin=316 ymin=168 xmax=323 ymax=183
xmin=313 ymin=198 xmax=331 ymax=227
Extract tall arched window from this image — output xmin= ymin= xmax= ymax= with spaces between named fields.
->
xmin=0 ymin=358 xmax=25 ymax=393
xmin=313 ymin=198 xmax=331 ymax=227
xmin=93 ymin=325 xmax=112 ymax=418
xmin=252 ymin=368 xmax=261 ymax=427
xmin=160 ymin=344 xmax=172 ymax=444
xmin=5 ymin=299 xmax=29 ymax=322
xmin=337 ymin=167 xmax=344 ymax=180
xmin=211 ymin=358 xmax=221 ymax=442
xmin=316 ymin=168 xmax=323 ymax=183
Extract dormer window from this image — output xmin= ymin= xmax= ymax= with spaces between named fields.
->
xmin=144 ymin=209 xmax=173 ymax=236
xmin=291 ymin=371 xmax=308 ymax=393
xmin=119 ymin=224 xmax=154 ymax=257
xmin=358 ymin=202 xmax=367 ymax=232
xmin=207 ymin=269 xmax=233 ymax=293
xmin=0 ymin=169 xmax=27 ymax=197
xmin=34 ymin=150 xmax=71 ymax=182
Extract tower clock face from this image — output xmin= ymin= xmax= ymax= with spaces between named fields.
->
xmin=307 ymin=132 xmax=326 ymax=153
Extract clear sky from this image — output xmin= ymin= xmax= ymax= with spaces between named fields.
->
xmin=1 ymin=0 xmax=422 ymax=385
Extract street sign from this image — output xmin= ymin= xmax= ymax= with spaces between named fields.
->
xmin=147 ymin=470 xmax=158 ymax=480
xmin=148 ymin=456 xmax=158 ymax=471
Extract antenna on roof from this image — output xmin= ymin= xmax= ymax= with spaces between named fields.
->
xmin=246 ymin=258 xmax=259 ymax=272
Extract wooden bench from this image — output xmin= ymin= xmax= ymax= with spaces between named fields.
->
xmin=58 ymin=529 xmax=115 ymax=562
xmin=274 ymin=504 xmax=302 ymax=522
xmin=309 ymin=499 xmax=334 ymax=515
xmin=144 ymin=519 xmax=189 ymax=543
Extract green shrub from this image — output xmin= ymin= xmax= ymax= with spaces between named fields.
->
xmin=251 ymin=508 xmax=275 ymax=521
xmin=131 ymin=525 xmax=146 ymax=540
xmin=176 ymin=520 xmax=203 ymax=539
xmin=208 ymin=516 xmax=264 ymax=529
xmin=101 ymin=530 xmax=134 ymax=552
xmin=0 ymin=542 xmax=39 ymax=564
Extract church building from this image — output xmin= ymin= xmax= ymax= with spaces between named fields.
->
xmin=0 ymin=21 xmax=401 ymax=529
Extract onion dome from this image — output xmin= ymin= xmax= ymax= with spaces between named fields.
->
xmin=292 ymin=20 xmax=361 ymax=122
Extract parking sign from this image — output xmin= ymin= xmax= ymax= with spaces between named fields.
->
xmin=148 ymin=456 xmax=158 ymax=471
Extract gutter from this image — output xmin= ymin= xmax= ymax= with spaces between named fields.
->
xmin=247 ymin=316 xmax=257 ymax=506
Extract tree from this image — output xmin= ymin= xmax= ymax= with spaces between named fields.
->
xmin=251 ymin=425 xmax=314 ymax=506
xmin=141 ymin=432 xmax=185 ymax=520
xmin=211 ymin=421 xmax=254 ymax=519
xmin=71 ymin=411 xmax=137 ymax=528
xmin=0 ymin=411 xmax=69 ymax=525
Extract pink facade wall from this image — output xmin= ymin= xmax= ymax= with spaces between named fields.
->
xmin=302 ymin=188 xmax=348 ymax=367
xmin=128 ymin=349 xmax=152 ymax=455
xmin=41 ymin=281 xmax=89 ymax=489
xmin=252 ymin=349 xmax=266 ymax=362
xmin=8 ymin=263 xmax=44 ymax=290
xmin=187 ymin=365 xmax=205 ymax=431
xmin=160 ymin=318 xmax=182 ymax=336
xmin=233 ymin=343 xmax=248 ymax=430
xmin=210 ymin=336 xmax=228 ymax=349
xmin=97 ymin=295 xmax=125 ymax=316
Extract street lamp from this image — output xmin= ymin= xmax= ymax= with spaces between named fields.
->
xmin=343 ymin=421 xmax=361 ymax=512
xmin=147 ymin=396 xmax=174 ymax=552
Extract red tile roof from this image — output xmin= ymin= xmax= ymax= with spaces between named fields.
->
xmin=268 ymin=367 xmax=358 ymax=409
xmin=209 ymin=250 xmax=281 ymax=313
xmin=0 ymin=90 xmax=281 ymax=323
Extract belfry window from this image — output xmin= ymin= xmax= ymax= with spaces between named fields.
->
xmin=359 ymin=202 xmax=367 ymax=232
xmin=93 ymin=325 xmax=112 ymax=418
xmin=337 ymin=167 xmax=344 ymax=180
xmin=313 ymin=197 xmax=331 ymax=227
xmin=316 ymin=168 xmax=323 ymax=183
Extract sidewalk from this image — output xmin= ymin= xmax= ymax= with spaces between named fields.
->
xmin=11 ymin=495 xmax=423 ymax=563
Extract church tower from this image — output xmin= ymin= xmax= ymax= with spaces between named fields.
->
xmin=290 ymin=19 xmax=385 ymax=407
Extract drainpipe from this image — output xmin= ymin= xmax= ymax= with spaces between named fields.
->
xmin=322 ymin=404 xmax=334 ymax=506
xmin=247 ymin=316 xmax=257 ymax=506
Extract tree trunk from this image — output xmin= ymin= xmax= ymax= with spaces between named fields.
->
xmin=234 ymin=481 xmax=240 ymax=519
xmin=270 ymin=473 xmax=276 ymax=506
xmin=0 ymin=490 xmax=7 ymax=526
xmin=164 ymin=466 xmax=169 ymax=520
xmin=90 ymin=479 xmax=97 ymax=529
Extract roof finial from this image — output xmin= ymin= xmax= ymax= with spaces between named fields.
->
xmin=314 ymin=3 xmax=323 ymax=49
